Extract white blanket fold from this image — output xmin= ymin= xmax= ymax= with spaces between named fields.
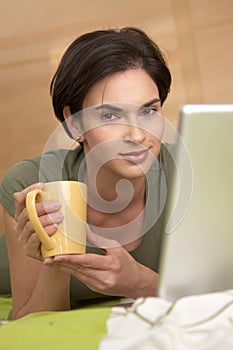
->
xmin=99 ymin=290 xmax=233 ymax=350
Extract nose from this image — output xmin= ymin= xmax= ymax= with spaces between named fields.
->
xmin=123 ymin=123 xmax=146 ymax=144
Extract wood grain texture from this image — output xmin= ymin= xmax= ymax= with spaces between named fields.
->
xmin=0 ymin=0 xmax=232 ymax=185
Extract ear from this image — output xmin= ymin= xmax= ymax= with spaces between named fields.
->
xmin=63 ymin=106 xmax=84 ymax=141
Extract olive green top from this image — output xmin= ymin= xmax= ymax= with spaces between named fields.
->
xmin=0 ymin=144 xmax=174 ymax=306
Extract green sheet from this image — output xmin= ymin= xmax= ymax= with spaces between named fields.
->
xmin=0 ymin=296 xmax=11 ymax=320
xmin=0 ymin=298 xmax=111 ymax=350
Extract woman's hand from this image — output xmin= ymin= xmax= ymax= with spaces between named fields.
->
xmin=45 ymin=225 xmax=158 ymax=299
xmin=14 ymin=183 xmax=63 ymax=260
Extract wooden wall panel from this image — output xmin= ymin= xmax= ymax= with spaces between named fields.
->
xmin=195 ymin=23 xmax=233 ymax=102
xmin=0 ymin=0 xmax=232 ymax=233
xmin=0 ymin=0 xmax=177 ymax=182
xmin=189 ymin=0 xmax=232 ymax=27
xmin=0 ymin=59 xmax=58 ymax=174
xmin=171 ymin=0 xmax=203 ymax=104
xmin=190 ymin=0 xmax=233 ymax=102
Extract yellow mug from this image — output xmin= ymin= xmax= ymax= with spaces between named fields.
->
xmin=26 ymin=181 xmax=87 ymax=259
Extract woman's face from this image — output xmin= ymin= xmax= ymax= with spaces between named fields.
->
xmin=77 ymin=69 xmax=164 ymax=179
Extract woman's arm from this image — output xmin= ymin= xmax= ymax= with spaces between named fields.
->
xmin=3 ymin=184 xmax=71 ymax=319
xmin=49 ymin=247 xmax=158 ymax=299
xmin=46 ymin=226 xmax=159 ymax=299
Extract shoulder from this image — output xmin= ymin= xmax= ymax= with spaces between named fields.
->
xmin=1 ymin=157 xmax=41 ymax=194
xmin=36 ymin=146 xmax=84 ymax=182
xmin=0 ymin=158 xmax=40 ymax=217
xmin=0 ymin=146 xmax=84 ymax=217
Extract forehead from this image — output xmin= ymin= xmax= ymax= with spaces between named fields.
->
xmin=83 ymin=69 xmax=159 ymax=108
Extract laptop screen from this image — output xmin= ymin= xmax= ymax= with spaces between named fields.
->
xmin=158 ymin=104 xmax=233 ymax=301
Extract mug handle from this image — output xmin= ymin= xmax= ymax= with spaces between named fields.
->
xmin=26 ymin=189 xmax=56 ymax=250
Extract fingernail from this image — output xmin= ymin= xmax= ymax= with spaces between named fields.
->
xmin=53 ymin=212 xmax=64 ymax=221
xmin=51 ymin=201 xmax=62 ymax=209
xmin=44 ymin=257 xmax=53 ymax=265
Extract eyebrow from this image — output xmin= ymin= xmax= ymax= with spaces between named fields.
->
xmin=94 ymin=98 xmax=161 ymax=112
xmin=95 ymin=104 xmax=123 ymax=112
xmin=142 ymin=98 xmax=161 ymax=108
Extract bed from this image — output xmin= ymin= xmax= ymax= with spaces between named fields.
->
xmin=0 ymin=297 xmax=111 ymax=349
xmin=1 ymin=232 xmax=233 ymax=349
xmin=1 ymin=290 xmax=233 ymax=350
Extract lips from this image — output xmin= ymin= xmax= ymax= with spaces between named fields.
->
xmin=119 ymin=147 xmax=151 ymax=164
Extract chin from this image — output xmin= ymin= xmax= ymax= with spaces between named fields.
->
xmin=116 ymin=162 xmax=152 ymax=179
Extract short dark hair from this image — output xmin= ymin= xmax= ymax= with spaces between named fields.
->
xmin=50 ymin=27 xmax=171 ymax=135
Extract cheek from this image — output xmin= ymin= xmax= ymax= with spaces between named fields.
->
xmin=144 ymin=116 xmax=165 ymax=141
xmin=85 ymin=126 xmax=123 ymax=146
xmin=146 ymin=122 xmax=163 ymax=144
xmin=151 ymin=138 xmax=162 ymax=157
xmin=83 ymin=129 xmax=122 ymax=160
xmin=84 ymin=137 xmax=123 ymax=172
xmin=84 ymin=128 xmax=105 ymax=146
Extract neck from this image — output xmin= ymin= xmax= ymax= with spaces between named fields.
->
xmin=85 ymin=164 xmax=146 ymax=213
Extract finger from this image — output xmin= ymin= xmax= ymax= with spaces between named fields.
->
xmin=52 ymin=252 xmax=113 ymax=270
xmin=18 ymin=223 xmax=57 ymax=260
xmin=45 ymin=260 xmax=103 ymax=288
xmin=16 ymin=210 xmax=62 ymax=251
xmin=23 ymin=232 xmax=42 ymax=260
xmin=45 ymin=260 xmax=115 ymax=295
xmin=20 ymin=219 xmax=36 ymax=240
xmin=17 ymin=224 xmax=41 ymax=252
xmin=14 ymin=185 xmax=62 ymax=220
xmin=28 ymin=232 xmax=41 ymax=247
xmin=43 ymin=257 xmax=55 ymax=264
xmin=16 ymin=207 xmax=32 ymax=232
xmin=35 ymin=200 xmax=62 ymax=216
xmin=45 ymin=258 xmax=105 ymax=284
xmin=14 ymin=183 xmax=44 ymax=218
xmin=24 ymin=219 xmax=59 ymax=240
xmin=33 ymin=211 xmax=64 ymax=227
xmin=17 ymin=206 xmax=64 ymax=237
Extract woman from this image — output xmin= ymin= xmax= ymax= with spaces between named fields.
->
xmin=0 ymin=27 xmax=173 ymax=319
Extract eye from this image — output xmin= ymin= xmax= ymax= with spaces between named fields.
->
xmin=100 ymin=112 xmax=119 ymax=122
xmin=141 ymin=107 xmax=158 ymax=118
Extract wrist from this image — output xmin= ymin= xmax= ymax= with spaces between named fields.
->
xmin=131 ymin=266 xmax=158 ymax=299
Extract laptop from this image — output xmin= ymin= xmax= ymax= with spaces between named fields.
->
xmin=158 ymin=104 xmax=233 ymax=301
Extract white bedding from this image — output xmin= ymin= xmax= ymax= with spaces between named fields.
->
xmin=100 ymin=290 xmax=233 ymax=350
